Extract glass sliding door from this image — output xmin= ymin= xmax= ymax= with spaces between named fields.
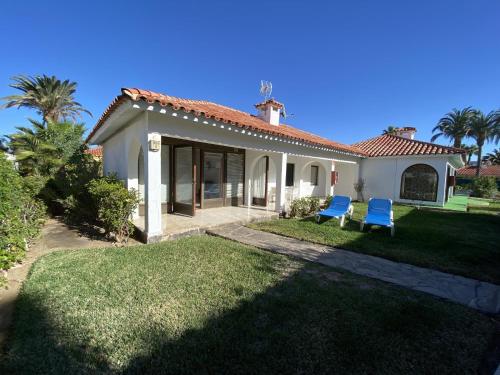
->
xmin=202 ymin=151 xmax=224 ymax=208
xmin=252 ymin=156 xmax=268 ymax=206
xmin=226 ymin=153 xmax=244 ymax=206
xmin=161 ymin=145 xmax=169 ymax=213
xmin=174 ymin=146 xmax=195 ymax=215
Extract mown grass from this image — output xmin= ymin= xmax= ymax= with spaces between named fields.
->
xmin=250 ymin=202 xmax=500 ymax=284
xmin=1 ymin=236 xmax=495 ymax=374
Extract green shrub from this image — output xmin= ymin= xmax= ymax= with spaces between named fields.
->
xmin=289 ymin=196 xmax=321 ymax=218
xmin=323 ymin=195 xmax=333 ymax=208
xmin=471 ymin=176 xmax=497 ymax=198
xmin=0 ymin=154 xmax=46 ymax=271
xmin=41 ymin=146 xmax=101 ymax=220
xmin=88 ymin=175 xmax=139 ymax=243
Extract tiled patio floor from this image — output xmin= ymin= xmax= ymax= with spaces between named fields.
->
xmin=134 ymin=206 xmax=278 ymax=240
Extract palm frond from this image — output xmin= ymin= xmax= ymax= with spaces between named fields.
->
xmin=1 ymin=74 xmax=92 ymax=123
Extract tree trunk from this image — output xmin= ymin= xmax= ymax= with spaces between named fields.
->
xmin=476 ymin=146 xmax=482 ymax=177
xmin=453 ymin=137 xmax=462 ymax=148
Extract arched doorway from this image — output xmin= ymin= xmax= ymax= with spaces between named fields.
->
xmin=400 ymin=164 xmax=438 ymax=201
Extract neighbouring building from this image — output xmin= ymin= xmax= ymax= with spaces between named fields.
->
xmin=457 ymin=164 xmax=500 ymax=178
xmin=84 ymin=146 xmax=103 ymax=161
xmin=87 ymin=88 xmax=465 ymax=242
xmin=353 ymin=127 xmax=465 ymax=205
xmin=457 ymin=164 xmax=500 ymax=189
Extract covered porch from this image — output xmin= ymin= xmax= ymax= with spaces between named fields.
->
xmin=131 ymin=135 xmax=339 ymax=242
xmin=133 ymin=205 xmax=278 ymax=241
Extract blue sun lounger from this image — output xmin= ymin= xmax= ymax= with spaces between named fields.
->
xmin=360 ymin=198 xmax=395 ymax=236
xmin=315 ymin=195 xmax=353 ymax=227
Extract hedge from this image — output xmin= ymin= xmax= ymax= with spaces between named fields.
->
xmin=0 ymin=154 xmax=46 ymax=275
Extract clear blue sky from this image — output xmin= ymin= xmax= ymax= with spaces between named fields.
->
xmin=1 ymin=0 xmax=499 ymax=155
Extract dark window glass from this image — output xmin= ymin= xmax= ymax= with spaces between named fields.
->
xmin=311 ymin=165 xmax=319 ymax=186
xmin=400 ymin=164 xmax=438 ymax=202
xmin=286 ymin=163 xmax=295 ymax=187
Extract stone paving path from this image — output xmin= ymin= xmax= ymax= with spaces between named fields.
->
xmin=208 ymin=224 xmax=500 ymax=314
xmin=0 ymin=218 xmax=138 ymax=349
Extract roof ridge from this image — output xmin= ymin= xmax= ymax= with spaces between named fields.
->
xmin=87 ymin=87 xmax=367 ymax=156
xmin=353 ymin=133 xmax=465 ymax=157
xmin=354 ymin=133 xmax=464 ymax=152
xmin=122 ymin=87 xmax=251 ymax=114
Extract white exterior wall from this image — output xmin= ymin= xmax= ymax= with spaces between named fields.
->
xmin=102 ymin=113 xmax=146 ymax=184
xmin=359 ymin=155 xmax=451 ymax=206
xmin=333 ymin=161 xmax=360 ymax=198
xmin=101 ymin=112 xmax=163 ymax=240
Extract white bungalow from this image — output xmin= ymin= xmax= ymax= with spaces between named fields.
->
xmin=87 ymin=88 xmax=465 ymax=242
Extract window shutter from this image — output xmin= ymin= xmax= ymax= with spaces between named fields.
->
xmin=226 ymin=153 xmax=244 ymax=205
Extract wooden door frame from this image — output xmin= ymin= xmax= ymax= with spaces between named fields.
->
xmin=163 ymin=136 xmax=246 ymax=211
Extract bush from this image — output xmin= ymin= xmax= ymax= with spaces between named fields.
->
xmin=289 ymin=196 xmax=321 ymax=218
xmin=41 ymin=146 xmax=101 ymax=221
xmin=0 ymin=154 xmax=46 ymax=272
xmin=324 ymin=195 xmax=333 ymax=208
xmin=471 ymin=176 xmax=497 ymax=198
xmin=87 ymin=175 xmax=139 ymax=243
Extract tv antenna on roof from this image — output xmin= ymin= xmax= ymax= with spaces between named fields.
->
xmin=259 ymin=80 xmax=272 ymax=100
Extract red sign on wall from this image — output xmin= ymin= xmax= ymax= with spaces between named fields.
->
xmin=331 ymin=171 xmax=339 ymax=185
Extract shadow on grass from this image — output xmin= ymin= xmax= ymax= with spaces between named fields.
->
xmin=1 ymin=263 xmax=494 ymax=374
xmin=298 ymin=207 xmax=500 ymax=284
xmin=468 ymin=206 xmax=500 ymax=213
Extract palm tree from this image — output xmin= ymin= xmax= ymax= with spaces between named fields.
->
xmin=431 ymin=107 xmax=474 ymax=148
xmin=486 ymin=148 xmax=500 ymax=165
xmin=467 ymin=110 xmax=500 ymax=176
xmin=7 ymin=119 xmax=60 ymax=175
xmin=1 ymin=75 xmax=92 ymax=123
xmin=382 ymin=126 xmax=397 ymax=135
xmin=460 ymin=143 xmax=478 ymax=165
xmin=0 ymin=137 xmax=8 ymax=152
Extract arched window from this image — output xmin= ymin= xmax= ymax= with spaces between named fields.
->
xmin=400 ymin=164 xmax=438 ymax=202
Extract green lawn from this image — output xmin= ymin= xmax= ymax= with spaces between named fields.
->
xmin=443 ymin=195 xmax=469 ymax=211
xmin=468 ymin=198 xmax=500 ymax=215
xmin=250 ymin=202 xmax=500 ymax=284
xmin=1 ymin=236 xmax=495 ymax=374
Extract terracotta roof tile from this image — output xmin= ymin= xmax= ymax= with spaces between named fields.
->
xmin=87 ymin=88 xmax=367 ymax=156
xmin=352 ymin=134 xmax=465 ymax=157
xmin=457 ymin=165 xmax=500 ymax=177
xmin=84 ymin=146 xmax=103 ymax=157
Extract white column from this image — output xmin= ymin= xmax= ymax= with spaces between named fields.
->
xmin=437 ymin=162 xmax=449 ymax=206
xmin=325 ymin=160 xmax=334 ymax=197
xmin=274 ymin=152 xmax=287 ymax=213
xmin=245 ymin=151 xmax=253 ymax=207
xmin=144 ymin=132 xmax=163 ymax=242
